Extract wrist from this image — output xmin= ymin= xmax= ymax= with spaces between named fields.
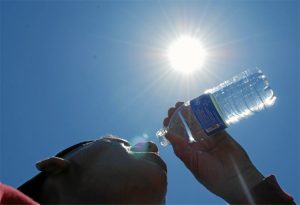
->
xmin=223 ymin=165 xmax=264 ymax=204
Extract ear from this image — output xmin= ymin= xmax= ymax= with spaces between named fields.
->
xmin=36 ymin=157 xmax=70 ymax=173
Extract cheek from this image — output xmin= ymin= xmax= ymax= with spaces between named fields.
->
xmin=132 ymin=162 xmax=167 ymax=191
xmin=130 ymin=167 xmax=167 ymax=203
xmin=79 ymin=159 xmax=167 ymax=203
xmin=98 ymin=159 xmax=167 ymax=191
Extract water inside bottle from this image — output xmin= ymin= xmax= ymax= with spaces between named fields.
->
xmin=208 ymin=69 xmax=276 ymax=125
xmin=156 ymin=68 xmax=276 ymax=146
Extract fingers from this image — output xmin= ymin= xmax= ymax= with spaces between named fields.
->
xmin=164 ymin=107 xmax=176 ymax=126
xmin=185 ymin=131 xmax=229 ymax=152
xmin=175 ymin=101 xmax=184 ymax=108
xmin=163 ymin=101 xmax=184 ymax=127
xmin=165 ymin=132 xmax=186 ymax=147
xmin=163 ymin=118 xmax=170 ymax=127
xmin=165 ymin=133 xmax=217 ymax=180
xmin=167 ymin=107 xmax=176 ymax=116
xmin=163 ymin=102 xmax=191 ymax=165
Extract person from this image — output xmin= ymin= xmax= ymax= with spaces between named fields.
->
xmin=164 ymin=102 xmax=296 ymax=204
xmin=15 ymin=136 xmax=167 ymax=204
xmin=0 ymin=103 xmax=296 ymax=204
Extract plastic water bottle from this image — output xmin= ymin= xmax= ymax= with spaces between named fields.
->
xmin=156 ymin=68 xmax=276 ymax=146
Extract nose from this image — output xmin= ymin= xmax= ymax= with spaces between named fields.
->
xmin=131 ymin=141 xmax=158 ymax=153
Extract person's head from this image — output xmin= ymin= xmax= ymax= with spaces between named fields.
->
xmin=19 ymin=135 xmax=167 ymax=204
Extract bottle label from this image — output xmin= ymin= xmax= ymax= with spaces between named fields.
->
xmin=190 ymin=94 xmax=227 ymax=136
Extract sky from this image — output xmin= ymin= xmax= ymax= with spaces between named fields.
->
xmin=1 ymin=0 xmax=299 ymax=204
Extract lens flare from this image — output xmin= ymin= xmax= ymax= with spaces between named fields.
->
xmin=130 ymin=132 xmax=151 ymax=155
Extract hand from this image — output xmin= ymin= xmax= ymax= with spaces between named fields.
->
xmin=164 ymin=102 xmax=264 ymax=203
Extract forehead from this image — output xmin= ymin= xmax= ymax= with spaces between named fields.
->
xmin=100 ymin=135 xmax=130 ymax=146
xmin=57 ymin=136 xmax=129 ymax=158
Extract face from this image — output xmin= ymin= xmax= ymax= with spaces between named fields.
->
xmin=42 ymin=136 xmax=167 ymax=204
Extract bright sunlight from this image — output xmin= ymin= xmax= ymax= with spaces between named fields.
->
xmin=168 ymin=35 xmax=206 ymax=74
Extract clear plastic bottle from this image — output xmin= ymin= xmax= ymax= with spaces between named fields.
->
xmin=156 ymin=68 xmax=276 ymax=146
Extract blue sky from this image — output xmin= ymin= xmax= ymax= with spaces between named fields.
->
xmin=1 ymin=1 xmax=299 ymax=204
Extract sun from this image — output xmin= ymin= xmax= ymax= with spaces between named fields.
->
xmin=167 ymin=35 xmax=206 ymax=74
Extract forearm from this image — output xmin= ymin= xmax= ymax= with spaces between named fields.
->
xmin=222 ymin=165 xmax=264 ymax=204
xmin=227 ymin=175 xmax=296 ymax=205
